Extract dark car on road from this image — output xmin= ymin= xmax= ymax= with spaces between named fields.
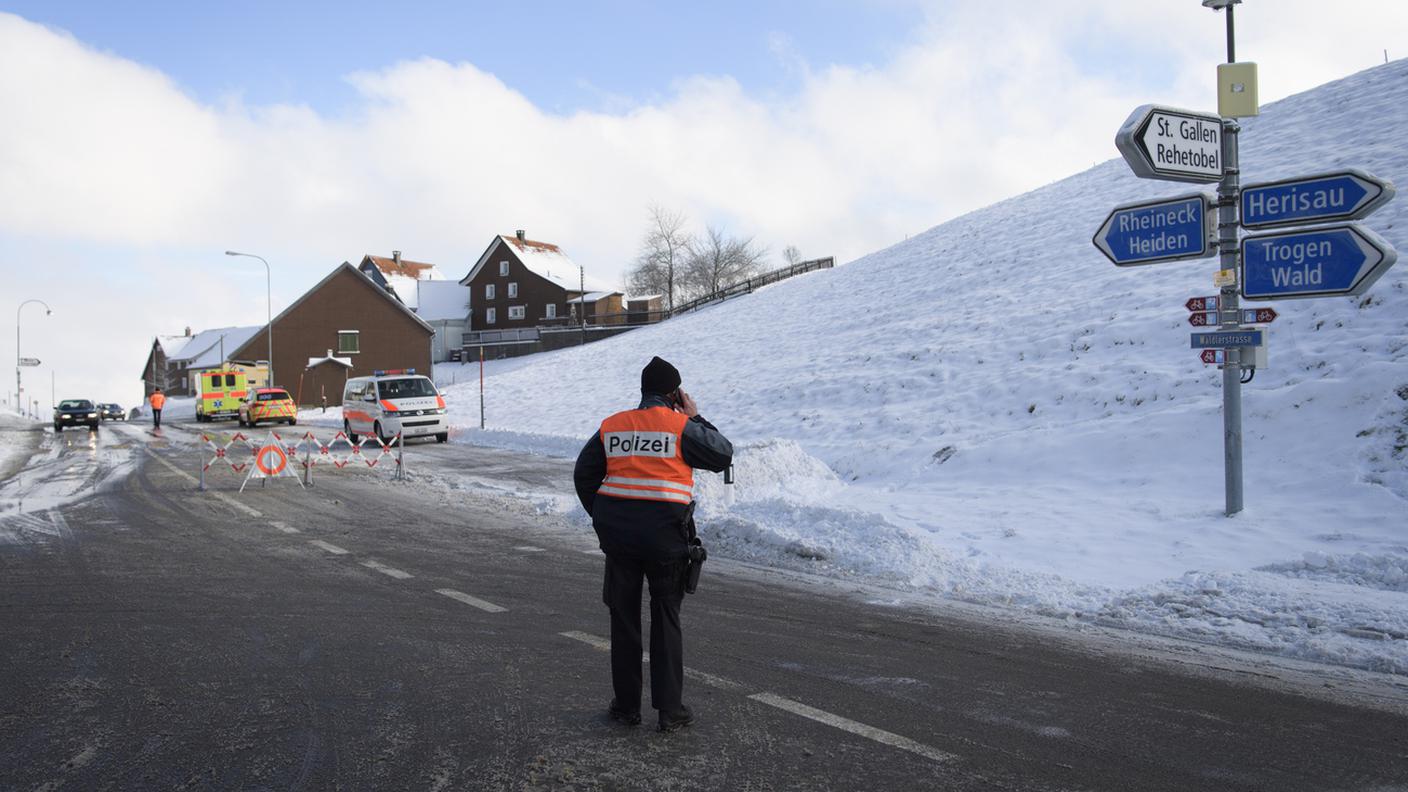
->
xmin=54 ymin=399 xmax=99 ymax=432
xmin=99 ymin=403 xmax=126 ymax=421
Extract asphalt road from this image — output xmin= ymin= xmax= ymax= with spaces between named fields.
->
xmin=2 ymin=418 xmax=1407 ymax=791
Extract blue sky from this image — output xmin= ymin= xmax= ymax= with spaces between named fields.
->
xmin=5 ymin=0 xmax=923 ymax=114
xmin=2 ymin=1 xmax=1405 ymax=406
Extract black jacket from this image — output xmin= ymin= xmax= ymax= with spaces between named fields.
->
xmin=574 ymin=394 xmax=733 ymax=560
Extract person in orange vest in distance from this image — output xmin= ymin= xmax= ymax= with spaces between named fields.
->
xmin=148 ymin=387 xmax=166 ymax=429
xmin=574 ymin=356 xmax=733 ymax=732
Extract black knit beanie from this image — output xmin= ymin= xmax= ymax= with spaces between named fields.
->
xmin=640 ymin=356 xmax=681 ymax=395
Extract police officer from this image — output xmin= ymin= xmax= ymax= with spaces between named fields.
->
xmin=574 ymin=356 xmax=733 ymax=732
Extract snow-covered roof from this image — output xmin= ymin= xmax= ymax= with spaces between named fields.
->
xmin=566 ymin=291 xmax=621 ymax=304
xmin=157 ymin=334 xmax=194 ymax=358
xmin=463 ymin=235 xmax=616 ymax=294
xmin=168 ymin=326 xmax=263 ymax=368
xmin=362 ymin=254 xmax=445 ymax=281
xmin=359 ymin=255 xmax=447 ymax=311
xmin=415 ymin=280 xmax=470 ymax=321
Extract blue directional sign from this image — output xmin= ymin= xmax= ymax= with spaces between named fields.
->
xmin=1241 ymin=169 xmax=1395 ymax=229
xmin=1092 ymin=194 xmax=1213 ymax=267
xmin=1191 ymin=329 xmax=1264 ymax=349
xmin=1241 ymin=224 xmax=1398 ymax=301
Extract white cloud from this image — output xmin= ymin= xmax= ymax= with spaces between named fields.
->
xmin=0 ymin=3 xmax=1404 ymax=403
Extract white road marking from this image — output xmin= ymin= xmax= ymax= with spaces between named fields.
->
xmin=436 ymin=589 xmax=507 ymax=613
xmin=685 ymin=667 xmax=749 ymax=693
xmin=145 ymin=450 xmax=261 ymax=516
xmin=217 ymin=495 xmax=262 ymax=518
xmin=559 ymin=631 xmax=951 ymax=762
xmin=308 ymin=540 xmax=349 ymax=555
xmin=271 ymin=521 xmax=300 ymax=534
xmin=514 ymin=545 xmax=546 ymax=552
xmin=747 ymin=692 xmax=957 ymax=764
xmin=580 ymin=549 xmax=602 ymax=556
xmin=558 ymin=632 xmax=746 ymax=692
xmin=361 ymin=559 xmax=413 ymax=579
xmin=560 ymin=630 xmax=611 ymax=651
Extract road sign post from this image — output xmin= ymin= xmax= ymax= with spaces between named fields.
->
xmin=1100 ymin=6 xmax=1397 ymax=517
xmin=18 ymin=357 xmax=39 ymax=367
xmin=1215 ymin=117 xmax=1244 ymax=516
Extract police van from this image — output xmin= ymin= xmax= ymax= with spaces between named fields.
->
xmin=342 ymin=369 xmax=449 ymax=444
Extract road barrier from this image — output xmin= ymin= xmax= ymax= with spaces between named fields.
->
xmin=199 ymin=430 xmax=405 ymax=492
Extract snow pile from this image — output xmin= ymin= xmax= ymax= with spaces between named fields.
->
xmin=133 ymin=395 xmax=197 ymax=423
xmin=0 ymin=411 xmax=39 ymax=478
xmin=434 ymin=61 xmax=1408 ymax=673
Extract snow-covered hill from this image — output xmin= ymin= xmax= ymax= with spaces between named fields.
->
xmin=438 ymin=60 xmax=1408 ymax=673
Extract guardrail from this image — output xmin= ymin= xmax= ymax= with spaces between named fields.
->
xmin=460 ymin=327 xmax=542 ymax=347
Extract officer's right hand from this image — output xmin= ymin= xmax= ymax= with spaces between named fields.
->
xmin=675 ymin=389 xmax=699 ymax=418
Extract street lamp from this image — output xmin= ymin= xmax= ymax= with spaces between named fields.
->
xmin=225 ymin=251 xmax=274 ymax=387
xmin=1202 ymin=0 xmax=1241 ymax=63
xmin=16 ymin=299 xmax=51 ymax=419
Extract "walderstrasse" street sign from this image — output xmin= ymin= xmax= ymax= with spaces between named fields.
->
xmin=1115 ymin=105 xmax=1224 ymax=184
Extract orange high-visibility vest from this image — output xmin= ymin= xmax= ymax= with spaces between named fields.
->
xmin=150 ymin=392 xmax=166 ymax=410
xmin=598 ymin=407 xmax=693 ymax=505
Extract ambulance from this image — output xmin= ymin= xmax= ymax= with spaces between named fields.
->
xmin=342 ymin=369 xmax=449 ymax=444
xmin=196 ymin=369 xmax=249 ymax=422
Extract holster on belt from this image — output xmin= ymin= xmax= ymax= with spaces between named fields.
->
xmin=682 ymin=501 xmax=707 ymax=595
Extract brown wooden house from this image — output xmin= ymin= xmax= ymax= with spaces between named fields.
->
xmin=458 ymin=231 xmax=618 ymax=331
xmin=228 ymin=263 xmax=434 ymax=406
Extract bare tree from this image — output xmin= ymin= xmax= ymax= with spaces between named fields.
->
xmin=628 ymin=204 xmax=693 ymax=312
xmin=683 ymin=225 xmax=767 ymax=297
xmin=783 ymin=245 xmax=802 ymax=267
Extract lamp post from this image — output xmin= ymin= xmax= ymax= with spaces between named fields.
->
xmin=225 ymin=251 xmax=274 ymax=387
xmin=16 ymin=299 xmax=52 ymax=419
xmin=1203 ymin=0 xmax=1244 ymax=515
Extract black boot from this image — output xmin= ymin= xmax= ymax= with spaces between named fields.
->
xmin=658 ymin=705 xmax=694 ymax=733
xmin=608 ymin=699 xmax=641 ymax=726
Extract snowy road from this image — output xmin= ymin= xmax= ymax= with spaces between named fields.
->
xmin=0 ymin=416 xmax=142 ymax=543
xmin=1 ymin=420 xmax=1407 ymax=789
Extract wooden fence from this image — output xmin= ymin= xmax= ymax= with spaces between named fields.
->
xmin=459 ymin=256 xmax=835 ymax=353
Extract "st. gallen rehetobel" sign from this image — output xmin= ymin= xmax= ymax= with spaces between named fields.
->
xmin=1241 ymin=223 xmax=1398 ymax=301
xmin=1240 ymin=169 xmax=1395 ymax=229
xmin=1115 ymin=105 xmax=1224 ymax=184
xmin=1092 ymin=193 xmax=1213 ymax=267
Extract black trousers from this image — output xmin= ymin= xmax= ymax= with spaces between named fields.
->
xmin=152 ymin=408 xmax=162 ymax=428
xmin=603 ymin=554 xmax=686 ymax=714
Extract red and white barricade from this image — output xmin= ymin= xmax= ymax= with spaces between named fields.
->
xmin=199 ymin=430 xmax=405 ymax=492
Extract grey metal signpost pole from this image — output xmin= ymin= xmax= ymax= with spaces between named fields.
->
xmin=1217 ymin=119 xmax=1243 ymax=516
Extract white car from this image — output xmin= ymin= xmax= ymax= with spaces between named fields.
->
xmin=342 ymin=369 xmax=448 ymax=444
